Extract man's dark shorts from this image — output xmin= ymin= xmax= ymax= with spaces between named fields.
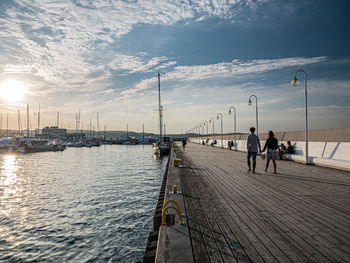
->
xmin=247 ymin=151 xmax=257 ymax=161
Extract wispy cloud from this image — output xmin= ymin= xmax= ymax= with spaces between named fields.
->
xmin=282 ymin=105 xmax=350 ymax=113
xmin=108 ymin=54 xmax=176 ymax=75
xmin=132 ymin=56 xmax=327 ymax=92
xmin=165 ymin=56 xmax=327 ymax=82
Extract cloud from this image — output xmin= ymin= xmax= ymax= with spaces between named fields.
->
xmin=282 ymin=105 xmax=350 ymax=113
xmin=165 ymin=56 xmax=327 ymax=82
xmin=0 ymin=0 xmax=268 ymax=95
xmin=108 ymin=54 xmax=176 ymax=75
xmin=130 ymin=56 xmax=327 ymax=93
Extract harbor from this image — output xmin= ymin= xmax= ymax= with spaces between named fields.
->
xmin=153 ymin=140 xmax=350 ymax=262
xmin=1 ymin=1 xmax=349 ymax=262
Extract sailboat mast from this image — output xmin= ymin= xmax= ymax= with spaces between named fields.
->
xmin=6 ymin=113 xmax=8 ymax=137
xmin=18 ymin=110 xmax=20 ymax=133
xmin=37 ymin=103 xmax=40 ymax=130
xmin=96 ymin=112 xmax=99 ymax=134
xmin=27 ymin=103 xmax=29 ymax=137
xmin=158 ymin=72 xmax=162 ymax=141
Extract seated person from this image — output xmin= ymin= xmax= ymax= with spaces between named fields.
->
xmin=278 ymin=143 xmax=287 ymax=160
xmin=228 ymin=141 xmax=232 ymax=150
xmin=286 ymin=141 xmax=295 ymax=154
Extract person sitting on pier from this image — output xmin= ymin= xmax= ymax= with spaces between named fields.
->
xmin=228 ymin=140 xmax=232 ymax=150
xmin=278 ymin=143 xmax=287 ymax=160
xmin=286 ymin=141 xmax=295 ymax=154
xmin=246 ymin=127 xmax=261 ymax=173
xmin=262 ymin=131 xmax=278 ymax=174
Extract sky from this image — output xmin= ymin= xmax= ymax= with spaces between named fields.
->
xmin=0 ymin=0 xmax=349 ymax=134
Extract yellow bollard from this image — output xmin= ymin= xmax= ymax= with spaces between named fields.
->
xmin=162 ymin=206 xmax=184 ymax=225
xmin=173 ymin=158 xmax=182 ymax=167
xmin=172 ymin=185 xmax=177 ymax=193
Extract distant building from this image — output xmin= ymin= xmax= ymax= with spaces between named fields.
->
xmin=37 ymin=126 xmax=68 ymax=140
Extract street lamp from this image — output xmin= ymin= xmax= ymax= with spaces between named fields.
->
xmin=228 ymin=106 xmax=237 ymax=151
xmin=196 ymin=125 xmax=199 ymax=143
xmin=291 ymin=69 xmax=309 ymax=164
xmin=248 ymin=94 xmax=258 ymax=136
xmin=203 ymin=120 xmax=209 ymax=135
xmin=209 ymin=117 xmax=215 ymax=135
xmin=216 ymin=113 xmax=223 ymax=148
xmin=199 ymin=123 xmax=203 ymax=143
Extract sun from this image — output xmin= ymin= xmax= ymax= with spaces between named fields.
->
xmin=0 ymin=80 xmax=28 ymax=102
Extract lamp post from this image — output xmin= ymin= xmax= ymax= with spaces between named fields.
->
xmin=199 ymin=123 xmax=203 ymax=144
xmin=204 ymin=120 xmax=209 ymax=135
xmin=209 ymin=117 xmax=215 ymax=144
xmin=291 ymin=70 xmax=309 ymax=164
xmin=209 ymin=117 xmax=215 ymax=135
xmin=228 ymin=106 xmax=237 ymax=151
xmin=248 ymin=95 xmax=258 ymax=136
xmin=216 ymin=113 xmax=223 ymax=148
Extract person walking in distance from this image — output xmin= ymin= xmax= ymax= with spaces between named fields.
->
xmin=247 ymin=127 xmax=261 ymax=173
xmin=262 ymin=131 xmax=278 ymax=174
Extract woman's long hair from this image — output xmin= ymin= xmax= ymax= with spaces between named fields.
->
xmin=268 ymin=130 xmax=274 ymax=138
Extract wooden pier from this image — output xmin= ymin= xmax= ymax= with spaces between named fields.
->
xmin=158 ymin=142 xmax=350 ymax=262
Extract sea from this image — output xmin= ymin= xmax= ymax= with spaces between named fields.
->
xmin=0 ymin=145 xmax=167 ymax=262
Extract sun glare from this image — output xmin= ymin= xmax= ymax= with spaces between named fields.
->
xmin=0 ymin=80 xmax=28 ymax=102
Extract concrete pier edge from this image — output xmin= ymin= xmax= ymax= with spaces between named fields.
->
xmin=143 ymin=151 xmax=171 ymax=262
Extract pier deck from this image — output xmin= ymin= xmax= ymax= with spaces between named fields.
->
xmin=174 ymin=142 xmax=350 ymax=263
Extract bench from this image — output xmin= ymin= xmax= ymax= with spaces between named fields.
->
xmin=283 ymin=141 xmax=350 ymax=171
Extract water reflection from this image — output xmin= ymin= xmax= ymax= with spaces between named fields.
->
xmin=2 ymin=154 xmax=18 ymax=186
xmin=0 ymin=146 xmax=167 ymax=262
xmin=1 ymin=154 xmax=20 ymax=217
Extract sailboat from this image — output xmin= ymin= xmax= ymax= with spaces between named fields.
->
xmin=153 ymin=72 xmax=170 ymax=155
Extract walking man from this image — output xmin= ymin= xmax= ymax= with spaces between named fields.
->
xmin=247 ymin=127 xmax=261 ymax=173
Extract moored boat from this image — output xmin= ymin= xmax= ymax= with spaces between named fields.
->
xmin=8 ymin=137 xmax=65 ymax=153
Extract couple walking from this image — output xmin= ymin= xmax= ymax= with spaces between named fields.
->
xmin=247 ymin=127 xmax=278 ymax=174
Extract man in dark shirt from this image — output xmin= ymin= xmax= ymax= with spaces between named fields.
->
xmin=286 ymin=141 xmax=295 ymax=154
xmin=246 ymin=127 xmax=261 ymax=173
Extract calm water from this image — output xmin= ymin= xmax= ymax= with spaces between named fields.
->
xmin=0 ymin=145 xmax=167 ymax=262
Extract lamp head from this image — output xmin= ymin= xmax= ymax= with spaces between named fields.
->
xmin=229 ymin=110 xmax=232 ymax=115
xmin=209 ymin=119 xmax=211 ymax=123
xmin=291 ymin=76 xmax=299 ymax=86
xmin=248 ymin=100 xmax=252 ymax=106
xmin=216 ymin=115 xmax=219 ymax=120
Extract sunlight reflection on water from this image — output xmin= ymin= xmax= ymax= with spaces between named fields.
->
xmin=0 ymin=145 xmax=167 ymax=262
